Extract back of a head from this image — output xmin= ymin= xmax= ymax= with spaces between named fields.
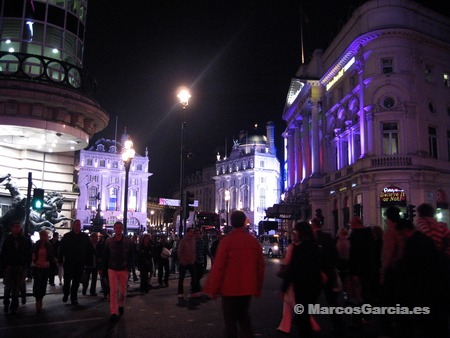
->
xmin=230 ymin=210 xmax=246 ymax=228
xmin=384 ymin=206 xmax=400 ymax=223
xmin=395 ymin=218 xmax=414 ymax=232
xmin=295 ymin=221 xmax=315 ymax=242
xmin=310 ymin=218 xmax=322 ymax=229
xmin=417 ymin=203 xmax=434 ymax=218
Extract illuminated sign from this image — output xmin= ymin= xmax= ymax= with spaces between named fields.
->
xmin=325 ymin=57 xmax=355 ymax=91
xmin=380 ymin=186 xmax=407 ymax=205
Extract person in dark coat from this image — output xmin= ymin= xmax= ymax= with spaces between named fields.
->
xmin=0 ymin=221 xmax=32 ymax=314
xmin=137 ymin=233 xmax=154 ymax=293
xmin=58 ymin=219 xmax=90 ymax=305
xmin=348 ymin=216 xmax=375 ymax=306
xmin=48 ymin=232 xmax=61 ymax=286
xmin=394 ymin=218 xmax=450 ymax=338
xmin=282 ymin=221 xmax=322 ymax=337
xmin=311 ymin=218 xmax=344 ymax=335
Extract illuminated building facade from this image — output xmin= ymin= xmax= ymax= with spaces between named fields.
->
xmin=214 ymin=122 xmax=281 ymax=232
xmin=283 ymin=0 xmax=450 ymax=234
xmin=0 ymin=0 xmax=108 ymax=224
xmin=75 ymin=135 xmax=150 ymax=234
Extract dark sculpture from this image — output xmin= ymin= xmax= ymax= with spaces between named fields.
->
xmin=0 ymin=175 xmax=72 ymax=245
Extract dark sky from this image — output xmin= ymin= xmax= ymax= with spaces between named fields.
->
xmin=82 ymin=0 xmax=445 ymax=197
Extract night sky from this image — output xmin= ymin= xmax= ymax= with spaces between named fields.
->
xmin=82 ymin=0 xmax=447 ymax=197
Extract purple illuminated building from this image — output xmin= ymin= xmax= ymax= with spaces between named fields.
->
xmin=282 ymin=0 xmax=450 ymax=234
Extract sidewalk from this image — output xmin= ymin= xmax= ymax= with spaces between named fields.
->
xmin=0 ymin=270 xmax=184 ymax=300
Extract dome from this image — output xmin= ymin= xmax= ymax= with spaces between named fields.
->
xmin=241 ymin=134 xmax=267 ymax=146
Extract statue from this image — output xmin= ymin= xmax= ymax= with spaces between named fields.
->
xmin=0 ymin=175 xmax=73 ymax=246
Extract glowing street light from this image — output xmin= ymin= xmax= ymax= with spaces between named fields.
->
xmin=224 ymin=190 xmax=230 ymax=226
xmin=122 ymin=139 xmax=135 ymax=234
xmin=177 ymin=87 xmax=191 ymax=236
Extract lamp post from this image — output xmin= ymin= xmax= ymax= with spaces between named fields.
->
xmin=122 ymin=139 xmax=135 ymax=235
xmin=224 ymin=190 xmax=230 ymax=227
xmin=177 ymin=87 xmax=191 ymax=236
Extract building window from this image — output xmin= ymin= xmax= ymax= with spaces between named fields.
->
xmin=89 ymin=175 xmax=98 ymax=182
xmin=136 ymin=164 xmax=142 ymax=171
xmin=259 ymin=188 xmax=266 ymax=210
xmin=425 ymin=66 xmax=432 ymax=82
xmin=382 ymin=58 xmax=393 ymax=74
xmin=429 ymin=102 xmax=436 ymax=114
xmin=383 ymin=96 xmax=395 ymax=109
xmin=108 ymin=187 xmax=118 ymax=211
xmin=99 ymin=160 xmax=106 ymax=167
xmin=382 ymin=122 xmax=399 ymax=155
xmin=444 ymin=73 xmax=450 ymax=87
xmin=259 ymin=160 xmax=265 ymax=168
xmin=109 ymin=177 xmax=119 ymax=184
xmin=88 ymin=186 xmax=98 ymax=209
xmin=128 ymin=190 xmax=137 ymax=211
xmin=243 ymin=188 xmax=249 ymax=210
xmin=429 ymin=127 xmax=438 ymax=159
xmin=112 ymin=161 xmax=118 ymax=169
xmin=86 ymin=158 xmax=93 ymax=166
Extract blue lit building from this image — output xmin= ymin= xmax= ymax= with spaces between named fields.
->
xmin=283 ymin=0 xmax=450 ymax=234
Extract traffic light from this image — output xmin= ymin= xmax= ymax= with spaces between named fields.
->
xmin=407 ymin=204 xmax=416 ymax=221
xmin=182 ymin=191 xmax=195 ymax=220
xmin=32 ymin=188 xmax=45 ymax=210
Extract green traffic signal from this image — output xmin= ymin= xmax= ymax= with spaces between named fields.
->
xmin=32 ymin=188 xmax=45 ymax=210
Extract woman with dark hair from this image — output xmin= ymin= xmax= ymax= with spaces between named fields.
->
xmin=282 ymin=221 xmax=322 ymax=337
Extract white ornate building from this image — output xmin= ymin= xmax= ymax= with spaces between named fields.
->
xmin=75 ymin=134 xmax=150 ymax=234
xmin=283 ymin=0 xmax=450 ymax=235
xmin=214 ymin=122 xmax=281 ymax=233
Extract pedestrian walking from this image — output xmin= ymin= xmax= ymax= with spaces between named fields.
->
xmin=96 ymin=233 xmax=110 ymax=299
xmin=177 ymin=227 xmax=197 ymax=298
xmin=58 ymin=219 xmax=90 ymax=305
xmin=155 ymin=235 xmax=171 ymax=287
xmin=137 ymin=233 xmax=154 ymax=293
xmin=48 ymin=232 xmax=61 ymax=286
xmin=311 ymin=218 xmax=344 ymax=335
xmin=282 ymin=221 xmax=322 ymax=337
xmin=82 ymin=232 xmax=100 ymax=296
xmin=0 ymin=222 xmax=32 ymax=314
xmin=204 ymin=210 xmax=265 ymax=338
xmin=193 ymin=229 xmax=211 ymax=295
xmin=276 ymin=226 xmax=320 ymax=335
xmin=101 ymin=222 xmax=134 ymax=322
xmin=31 ymin=230 xmax=55 ymax=313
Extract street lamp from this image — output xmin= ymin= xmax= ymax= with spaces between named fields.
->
xmin=122 ymin=139 xmax=135 ymax=235
xmin=177 ymin=87 xmax=191 ymax=237
xmin=224 ymin=190 xmax=230 ymax=227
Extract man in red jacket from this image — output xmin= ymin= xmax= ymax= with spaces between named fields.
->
xmin=204 ymin=211 xmax=264 ymax=338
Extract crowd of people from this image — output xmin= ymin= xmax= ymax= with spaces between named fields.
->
xmin=0 ymin=204 xmax=449 ymax=336
xmin=0 ymin=218 xmax=217 ymax=323
xmin=275 ymin=204 xmax=450 ymax=337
